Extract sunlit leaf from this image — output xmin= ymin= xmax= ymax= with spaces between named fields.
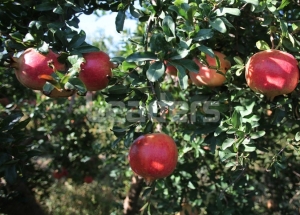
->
xmin=146 ymin=61 xmax=165 ymax=82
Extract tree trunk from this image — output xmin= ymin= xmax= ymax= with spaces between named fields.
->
xmin=123 ymin=175 xmax=144 ymax=215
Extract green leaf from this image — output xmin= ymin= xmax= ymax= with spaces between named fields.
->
xmin=233 ymin=56 xmax=244 ymax=65
xmin=251 ymin=131 xmax=266 ymax=139
xmin=0 ymin=112 xmax=23 ymax=132
xmin=146 ymin=62 xmax=165 ymax=82
xmin=193 ymin=29 xmax=213 ymax=41
xmin=54 ymin=30 xmax=68 ymax=46
xmin=68 ymin=30 xmax=86 ymax=49
xmin=108 ymin=85 xmax=130 ymax=95
xmin=126 ymin=52 xmax=157 ymax=62
xmin=198 ymin=45 xmax=214 ymax=57
xmin=277 ymin=0 xmax=290 ymax=10
xmin=129 ymin=4 xmax=141 ymax=18
xmin=219 ymin=149 xmax=236 ymax=162
xmin=122 ymin=61 xmax=136 ymax=71
xmin=124 ymin=129 xmax=135 ymax=147
xmin=280 ymin=20 xmax=288 ymax=37
xmin=11 ymin=117 xmax=31 ymax=131
xmin=162 ymin=15 xmax=176 ymax=40
xmin=177 ymin=65 xmax=189 ymax=90
xmin=295 ymin=132 xmax=300 ymax=141
xmin=243 ymin=145 xmax=256 ymax=152
xmin=256 ymin=40 xmax=270 ymax=50
xmin=169 ymin=49 xmax=189 ymax=60
xmin=232 ymin=110 xmax=242 ymax=129
xmin=53 ymin=5 xmax=64 ymax=14
xmin=222 ymin=138 xmax=235 ymax=150
xmin=47 ymin=22 xmax=65 ymax=30
xmin=115 ymin=10 xmax=126 ymax=33
xmin=9 ymin=32 xmax=23 ymax=43
xmin=215 ymin=7 xmax=241 ymax=16
xmin=242 ymin=0 xmax=259 ymax=5
xmin=173 ymin=0 xmax=188 ymax=7
xmin=4 ymin=164 xmax=17 ymax=185
xmin=188 ymin=181 xmax=196 ymax=189
xmin=36 ymin=42 xmax=49 ymax=54
xmin=35 ymin=2 xmax=56 ymax=11
xmin=282 ymin=37 xmax=299 ymax=52
xmin=74 ymin=43 xmax=99 ymax=53
xmin=209 ymin=18 xmax=226 ymax=33
xmin=23 ymin=33 xmax=35 ymax=43
xmin=67 ymin=78 xmax=87 ymax=95
xmin=111 ymin=137 xmax=122 ymax=148
xmin=179 ymin=59 xmax=199 ymax=73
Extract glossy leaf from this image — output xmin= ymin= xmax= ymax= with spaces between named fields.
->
xmin=126 ymin=52 xmax=157 ymax=62
xmin=146 ymin=61 xmax=165 ymax=82
xmin=209 ymin=18 xmax=226 ymax=33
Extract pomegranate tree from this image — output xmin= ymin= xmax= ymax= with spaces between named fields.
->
xmin=128 ymin=133 xmax=178 ymax=184
xmin=245 ymin=49 xmax=299 ymax=101
xmin=79 ymin=51 xmax=114 ymax=91
xmin=11 ymin=48 xmax=65 ymax=90
xmin=189 ymin=51 xmax=231 ymax=87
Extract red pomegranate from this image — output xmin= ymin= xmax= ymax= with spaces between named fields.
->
xmin=84 ymin=176 xmax=94 ymax=184
xmin=79 ymin=51 xmax=114 ymax=91
xmin=128 ymin=133 xmax=178 ymax=184
xmin=11 ymin=48 xmax=65 ymax=90
xmin=164 ymin=61 xmax=177 ymax=76
xmin=245 ymin=49 xmax=299 ymax=101
xmin=189 ymin=51 xmax=231 ymax=87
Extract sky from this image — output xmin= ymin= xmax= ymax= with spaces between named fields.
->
xmin=78 ymin=12 xmax=138 ymax=51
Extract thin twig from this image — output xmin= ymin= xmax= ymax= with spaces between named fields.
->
xmin=289 ymin=190 xmax=300 ymax=204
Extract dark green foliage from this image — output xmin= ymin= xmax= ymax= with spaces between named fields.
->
xmin=0 ymin=0 xmax=300 ymax=214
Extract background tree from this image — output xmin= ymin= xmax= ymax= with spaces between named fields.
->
xmin=1 ymin=0 xmax=300 ymax=214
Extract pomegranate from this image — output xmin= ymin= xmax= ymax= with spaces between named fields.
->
xmin=128 ymin=133 xmax=178 ymax=184
xmin=164 ymin=61 xmax=177 ymax=76
xmin=52 ymin=168 xmax=68 ymax=179
xmin=189 ymin=51 xmax=231 ymax=87
xmin=11 ymin=48 xmax=65 ymax=90
xmin=84 ymin=176 xmax=93 ymax=184
xmin=79 ymin=51 xmax=114 ymax=91
xmin=245 ymin=49 xmax=299 ymax=101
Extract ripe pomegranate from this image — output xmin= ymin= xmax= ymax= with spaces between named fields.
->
xmin=79 ymin=51 xmax=114 ymax=91
xmin=189 ymin=51 xmax=231 ymax=87
xmin=164 ymin=61 xmax=177 ymax=76
xmin=52 ymin=168 xmax=68 ymax=179
xmin=11 ymin=48 xmax=65 ymax=90
xmin=245 ymin=49 xmax=299 ymax=101
xmin=84 ymin=176 xmax=93 ymax=184
xmin=128 ymin=133 xmax=178 ymax=184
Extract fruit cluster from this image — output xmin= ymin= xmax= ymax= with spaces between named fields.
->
xmin=166 ymin=49 xmax=299 ymax=101
xmin=11 ymin=48 xmax=114 ymax=98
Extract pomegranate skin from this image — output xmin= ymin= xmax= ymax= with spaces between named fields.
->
xmin=189 ymin=51 xmax=231 ymax=87
xmin=12 ymin=48 xmax=65 ymax=90
xmin=79 ymin=51 xmax=113 ymax=91
xmin=128 ymin=133 xmax=178 ymax=183
xmin=245 ymin=49 xmax=299 ymax=101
